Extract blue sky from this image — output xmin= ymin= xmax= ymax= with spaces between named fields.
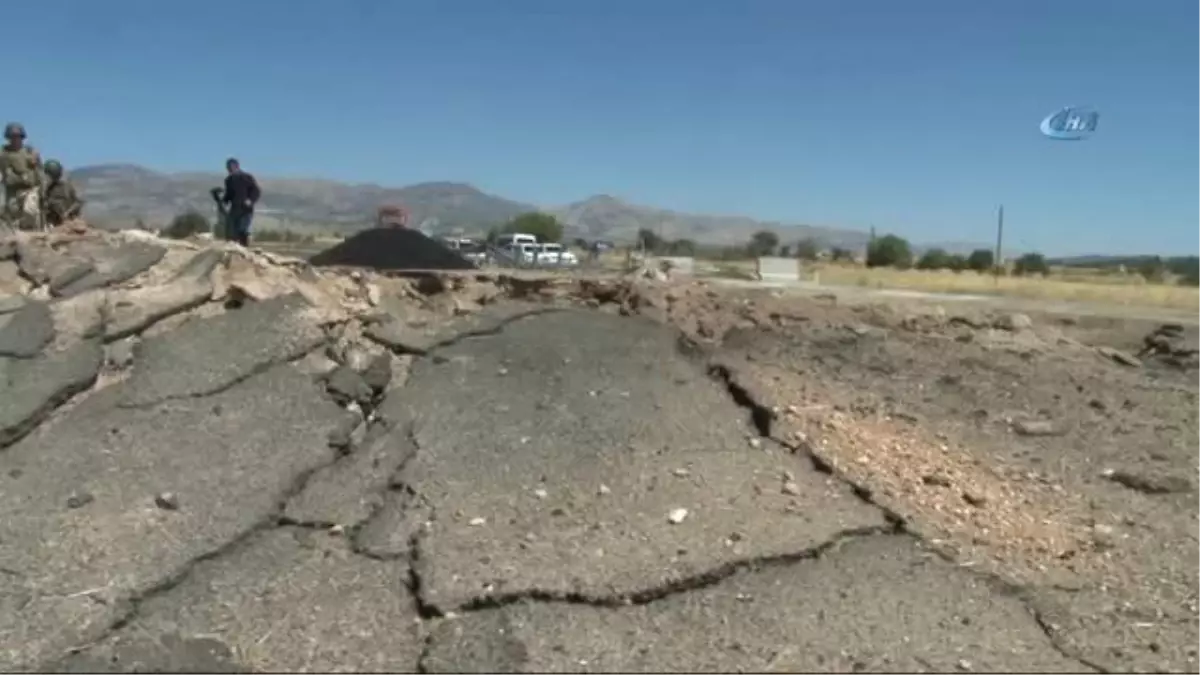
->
xmin=12 ymin=0 xmax=1197 ymax=255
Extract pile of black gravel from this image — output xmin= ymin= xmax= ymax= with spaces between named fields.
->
xmin=309 ymin=228 xmax=476 ymax=271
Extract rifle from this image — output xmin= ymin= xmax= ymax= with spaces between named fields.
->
xmin=209 ymin=187 xmax=228 ymax=239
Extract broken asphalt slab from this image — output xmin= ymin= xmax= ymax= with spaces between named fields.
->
xmin=50 ymin=528 xmax=422 ymax=674
xmin=379 ymin=309 xmax=887 ymax=612
xmin=0 ymin=340 xmax=103 ymax=448
xmin=52 ymin=241 xmax=167 ymax=299
xmin=119 ymin=292 xmax=329 ymax=407
xmin=0 ymin=364 xmax=344 ymax=671
xmin=0 ymin=300 xmax=54 ymax=358
xmin=102 ymin=249 xmax=223 ymax=342
xmin=283 ymin=389 xmax=418 ymax=528
xmin=363 ymin=301 xmax=558 ymax=355
xmin=422 ymin=535 xmax=1084 ymax=673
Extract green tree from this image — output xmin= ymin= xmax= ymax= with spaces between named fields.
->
xmin=163 ymin=210 xmax=211 ymax=240
xmin=793 ymin=238 xmax=820 ymax=260
xmin=1013 ymin=252 xmax=1050 ymax=276
xmin=637 ymin=228 xmax=663 ymax=252
xmin=916 ymin=248 xmax=951 ymax=270
xmin=1136 ymin=256 xmax=1167 ymax=283
xmin=946 ymin=254 xmax=968 ymax=272
xmin=830 ymin=247 xmax=854 ymax=262
xmin=866 ymin=234 xmax=913 ymax=268
xmin=966 ymin=248 xmax=994 ymax=273
xmin=747 ymin=230 xmax=780 ymax=257
xmin=666 ymin=238 xmax=696 ymax=256
xmin=503 ymin=212 xmax=563 ymax=243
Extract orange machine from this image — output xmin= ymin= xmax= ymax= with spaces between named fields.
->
xmin=376 ymin=204 xmax=410 ymax=228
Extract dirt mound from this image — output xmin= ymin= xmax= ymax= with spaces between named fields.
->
xmin=309 ymin=228 xmax=475 ymax=271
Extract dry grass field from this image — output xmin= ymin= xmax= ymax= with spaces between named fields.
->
xmin=812 ymin=263 xmax=1200 ymax=310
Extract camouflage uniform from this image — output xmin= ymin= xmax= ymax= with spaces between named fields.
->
xmin=0 ymin=123 xmax=43 ymax=232
xmin=43 ymin=160 xmax=84 ymax=227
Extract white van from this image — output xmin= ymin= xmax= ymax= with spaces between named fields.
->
xmin=496 ymin=233 xmax=537 ymax=249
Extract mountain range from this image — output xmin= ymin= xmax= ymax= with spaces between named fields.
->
xmin=75 ymin=163 xmax=967 ymax=252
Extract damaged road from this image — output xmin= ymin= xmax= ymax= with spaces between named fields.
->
xmin=0 ymin=229 xmax=1194 ymax=672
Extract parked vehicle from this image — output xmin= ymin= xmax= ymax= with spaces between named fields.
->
xmin=536 ymin=243 xmax=579 ymax=267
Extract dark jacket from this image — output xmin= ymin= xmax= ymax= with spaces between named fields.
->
xmin=223 ymin=171 xmax=261 ymax=215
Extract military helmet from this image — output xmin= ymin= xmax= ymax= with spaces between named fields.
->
xmin=44 ymin=159 xmax=63 ymax=177
xmin=3 ymin=122 xmax=26 ymax=139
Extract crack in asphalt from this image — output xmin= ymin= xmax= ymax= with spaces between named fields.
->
xmin=367 ymin=305 xmax=564 ymax=357
xmin=116 ymin=340 xmax=331 ymax=410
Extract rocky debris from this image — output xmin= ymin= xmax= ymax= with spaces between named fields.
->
xmin=309 ymin=227 xmax=475 ymax=271
xmin=1137 ymin=323 xmax=1199 ymax=369
xmin=1102 ymin=468 xmax=1194 ymax=495
xmin=0 ymin=300 xmax=54 ymax=358
xmin=0 ymin=340 xmax=103 ymax=447
xmin=154 ymin=491 xmax=180 ymax=511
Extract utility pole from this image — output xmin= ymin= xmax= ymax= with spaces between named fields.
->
xmin=993 ymin=204 xmax=1004 ymax=283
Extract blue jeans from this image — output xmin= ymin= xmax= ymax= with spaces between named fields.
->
xmin=226 ymin=211 xmax=253 ymax=245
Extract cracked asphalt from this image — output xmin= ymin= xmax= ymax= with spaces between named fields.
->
xmin=1 ymin=232 xmax=1196 ymax=673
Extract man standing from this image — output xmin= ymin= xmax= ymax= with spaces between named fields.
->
xmin=0 ymin=122 xmax=43 ymax=232
xmin=43 ymin=160 xmax=85 ymax=228
xmin=221 ymin=157 xmax=260 ymax=246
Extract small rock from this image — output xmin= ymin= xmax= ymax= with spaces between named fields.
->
xmin=1104 ymin=469 xmax=1193 ymax=495
xmin=993 ymin=313 xmax=1032 ymax=332
xmin=672 ymin=468 xmax=691 ymax=478
xmin=104 ymin=339 xmax=136 ymax=370
xmin=598 ymin=484 xmax=611 ymax=496
xmin=330 ymin=524 xmax=346 ymax=536
xmin=921 ymin=473 xmax=952 ymax=488
xmin=667 ymin=507 xmax=689 ymax=524
xmin=325 ymin=365 xmax=374 ymax=405
xmin=468 ymin=517 xmax=487 ymax=526
xmin=781 ymin=480 xmax=801 ymax=496
xmin=66 ymin=491 xmax=94 ymax=509
xmin=1096 ymin=345 xmax=1141 ymax=367
xmin=532 ymin=487 xmax=548 ymax=499
xmin=1013 ymin=419 xmax=1064 ymax=437
xmin=957 ymin=658 xmax=973 ymax=671
xmin=360 ymin=352 xmax=393 ymax=393
xmin=961 ymin=490 xmax=987 ymax=508
xmin=154 ymin=492 xmax=180 ymax=511
xmin=748 ymin=437 xmax=762 ymax=449
xmin=497 ymin=366 xmax=508 ymax=376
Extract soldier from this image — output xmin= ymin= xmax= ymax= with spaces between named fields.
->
xmin=43 ymin=160 xmax=85 ymax=228
xmin=0 ymin=122 xmax=44 ymax=232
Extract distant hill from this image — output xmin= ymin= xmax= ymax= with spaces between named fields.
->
xmin=74 ymin=163 xmax=990 ymax=252
xmin=74 ymin=164 xmax=533 ymax=234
